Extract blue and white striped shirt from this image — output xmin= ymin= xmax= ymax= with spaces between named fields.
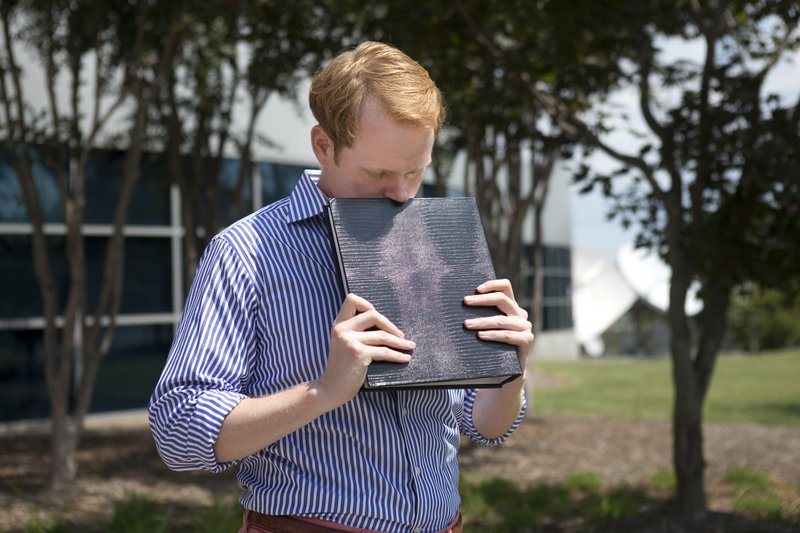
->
xmin=148 ymin=170 xmax=525 ymax=532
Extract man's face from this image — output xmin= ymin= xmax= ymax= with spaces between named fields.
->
xmin=313 ymin=99 xmax=435 ymax=202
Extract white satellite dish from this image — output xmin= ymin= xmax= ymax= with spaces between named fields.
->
xmin=616 ymin=242 xmax=703 ymax=316
xmin=571 ymin=247 xmax=638 ymax=357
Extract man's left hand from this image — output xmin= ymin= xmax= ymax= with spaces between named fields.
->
xmin=462 ymin=278 xmax=534 ymax=364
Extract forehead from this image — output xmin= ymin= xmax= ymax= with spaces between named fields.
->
xmin=348 ymin=107 xmax=434 ymax=171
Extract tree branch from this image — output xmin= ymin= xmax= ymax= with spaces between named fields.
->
xmin=453 ymin=0 xmax=505 ymax=59
xmin=87 ymin=5 xmax=181 ymax=359
xmin=528 ymin=80 xmax=666 ymax=203
xmin=755 ymin=26 xmax=798 ymax=82
xmin=44 ymin=5 xmax=62 ymax=142
xmin=688 ymin=3 xmax=723 ymax=229
xmin=0 ymin=60 xmax=15 ymax=143
xmin=638 ymin=52 xmax=667 ymax=139
xmin=1 ymin=3 xmax=61 ymax=392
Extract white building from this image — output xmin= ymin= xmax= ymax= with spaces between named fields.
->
xmin=0 ymin=50 xmax=578 ymax=423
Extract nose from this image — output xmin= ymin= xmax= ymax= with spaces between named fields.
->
xmin=382 ymin=179 xmax=416 ymax=203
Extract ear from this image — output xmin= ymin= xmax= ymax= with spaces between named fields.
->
xmin=310 ymin=125 xmax=335 ymax=167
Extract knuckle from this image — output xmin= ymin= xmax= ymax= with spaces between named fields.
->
xmin=344 ymin=337 xmax=361 ymax=352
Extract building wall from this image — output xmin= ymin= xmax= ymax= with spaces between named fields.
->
xmin=0 ymin=147 xmax=310 ymax=422
xmin=1 ymin=47 xmax=577 ymax=422
xmin=1 ymin=150 xmax=577 ymax=424
xmin=534 ymin=330 xmax=580 ymax=360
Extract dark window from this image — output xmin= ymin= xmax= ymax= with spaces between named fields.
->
xmin=544 ymin=276 xmax=571 ymax=299
xmin=85 ymin=237 xmax=172 ymax=315
xmin=0 ymin=235 xmax=171 ymax=318
xmin=523 ymin=244 xmax=573 ymax=331
xmin=0 ymin=235 xmax=68 ymax=318
xmin=0 ymin=329 xmax=49 ymax=421
xmin=85 ymin=150 xmax=171 ymax=226
xmin=259 ymin=162 xmax=306 ymax=205
xmin=215 ymin=158 xmax=252 ymax=226
xmin=129 ymin=152 xmax=171 ymax=226
xmin=0 ymin=146 xmax=65 ymax=223
xmin=91 ymin=324 xmax=173 ymax=413
xmin=0 ymin=324 xmax=173 ymax=421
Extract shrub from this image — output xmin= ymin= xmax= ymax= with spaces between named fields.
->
xmin=728 ymin=285 xmax=800 ymax=352
xmin=105 ymin=494 xmax=168 ymax=533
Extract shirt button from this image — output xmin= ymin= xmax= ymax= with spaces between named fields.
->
xmin=415 ymin=466 xmax=421 ymax=476
xmin=413 ymin=528 xmax=420 ymax=533
xmin=402 ymin=407 xmax=408 ymax=416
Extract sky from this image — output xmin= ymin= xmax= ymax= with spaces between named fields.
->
xmin=9 ymin=14 xmax=798 ymax=267
xmin=13 ymin=27 xmax=796 ymax=269
xmin=248 ymin=37 xmax=800 ymax=271
xmin=570 ymin=186 xmax=635 ymax=264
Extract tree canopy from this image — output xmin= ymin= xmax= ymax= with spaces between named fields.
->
xmin=3 ymin=2 xmax=799 ymax=523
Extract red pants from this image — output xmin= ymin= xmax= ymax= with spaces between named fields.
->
xmin=239 ymin=509 xmax=463 ymax=533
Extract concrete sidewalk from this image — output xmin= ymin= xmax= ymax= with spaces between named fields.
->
xmin=0 ymin=408 xmax=149 ymax=437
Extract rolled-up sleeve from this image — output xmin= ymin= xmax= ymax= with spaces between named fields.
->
xmin=459 ymin=387 xmax=527 ymax=447
xmin=148 ymin=237 xmax=256 ymax=472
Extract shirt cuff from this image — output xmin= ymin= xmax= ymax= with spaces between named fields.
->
xmin=460 ymin=387 xmax=527 ymax=447
xmin=150 ymin=389 xmax=246 ymax=473
xmin=189 ymin=390 xmax=247 ymax=472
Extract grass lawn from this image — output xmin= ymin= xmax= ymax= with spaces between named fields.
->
xmin=532 ymin=348 xmax=800 ymax=426
xmin=11 ymin=349 xmax=800 ymax=532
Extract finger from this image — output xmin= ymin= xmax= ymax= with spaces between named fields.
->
xmin=334 ymin=293 xmax=375 ymax=324
xmin=476 ymin=328 xmax=535 ymax=348
xmin=365 ymin=345 xmax=413 ymax=364
xmin=357 ymin=330 xmax=416 ymax=350
xmin=476 ymin=279 xmax=515 ymax=299
xmin=464 ymin=291 xmax=527 ymax=318
xmin=464 ymin=315 xmax=531 ymax=332
xmin=345 ymin=308 xmax=405 ymax=338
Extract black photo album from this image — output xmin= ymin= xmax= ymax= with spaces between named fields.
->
xmin=325 ymin=197 xmax=522 ymax=390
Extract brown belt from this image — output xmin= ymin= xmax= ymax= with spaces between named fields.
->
xmin=246 ymin=510 xmax=463 ymax=533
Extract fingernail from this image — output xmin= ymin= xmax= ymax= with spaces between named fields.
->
xmin=464 ymin=296 xmax=474 ymax=303
xmin=464 ymin=319 xmax=476 ymax=328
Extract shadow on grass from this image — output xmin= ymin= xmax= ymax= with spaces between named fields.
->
xmin=460 ymin=474 xmax=657 ymax=532
xmin=14 ymin=468 xmax=800 ymax=532
xmin=460 ymin=471 xmax=800 ymax=533
xmin=19 ymin=495 xmax=244 ymax=533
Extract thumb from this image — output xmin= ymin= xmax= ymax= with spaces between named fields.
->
xmin=333 ymin=293 xmax=374 ymax=324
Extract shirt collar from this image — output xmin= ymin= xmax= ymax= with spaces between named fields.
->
xmin=286 ymin=169 xmax=329 ymax=223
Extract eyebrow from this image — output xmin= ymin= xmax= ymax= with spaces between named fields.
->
xmin=363 ymin=163 xmax=430 ymax=175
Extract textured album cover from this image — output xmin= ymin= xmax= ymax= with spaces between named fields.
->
xmin=325 ymin=197 xmax=522 ymax=390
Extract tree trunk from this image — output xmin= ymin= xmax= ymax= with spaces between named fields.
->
xmin=49 ymin=407 xmax=78 ymax=489
xmin=668 ymin=239 xmax=707 ymax=524
xmin=672 ymin=377 xmax=706 ymax=524
xmin=530 ymin=204 xmax=544 ymax=339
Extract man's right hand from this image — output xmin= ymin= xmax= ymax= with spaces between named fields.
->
xmin=315 ymin=293 xmax=414 ymax=408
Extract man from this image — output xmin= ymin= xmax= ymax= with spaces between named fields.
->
xmin=149 ymin=41 xmax=533 ymax=533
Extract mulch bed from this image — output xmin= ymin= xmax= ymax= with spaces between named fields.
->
xmin=2 ymin=415 xmax=799 ymax=532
